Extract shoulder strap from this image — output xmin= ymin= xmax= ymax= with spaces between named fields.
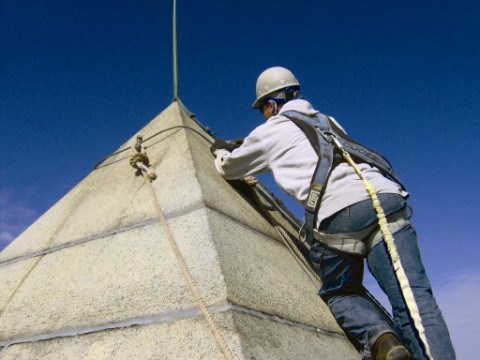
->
xmin=327 ymin=117 xmax=406 ymax=190
xmin=282 ymin=111 xmax=334 ymax=196
xmin=282 ymin=111 xmax=334 ymax=244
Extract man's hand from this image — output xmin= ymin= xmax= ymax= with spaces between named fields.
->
xmin=210 ymin=138 xmax=244 ymax=154
xmin=242 ymin=176 xmax=258 ymax=186
xmin=227 ymin=138 xmax=244 ymax=149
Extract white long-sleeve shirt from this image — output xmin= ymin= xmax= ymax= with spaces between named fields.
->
xmin=214 ymin=99 xmax=406 ymax=227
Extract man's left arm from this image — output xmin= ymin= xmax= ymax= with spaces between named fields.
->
xmin=210 ymin=130 xmax=269 ymax=180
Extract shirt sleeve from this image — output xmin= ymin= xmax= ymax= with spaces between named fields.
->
xmin=214 ymin=127 xmax=270 ymax=180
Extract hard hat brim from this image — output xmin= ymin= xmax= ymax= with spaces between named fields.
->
xmin=252 ymin=97 xmax=265 ymax=109
xmin=251 ymin=82 xmax=300 ymax=109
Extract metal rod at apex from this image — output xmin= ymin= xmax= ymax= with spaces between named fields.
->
xmin=172 ymin=0 xmax=179 ymax=100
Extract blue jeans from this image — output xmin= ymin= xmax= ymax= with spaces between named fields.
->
xmin=310 ymin=194 xmax=455 ymax=359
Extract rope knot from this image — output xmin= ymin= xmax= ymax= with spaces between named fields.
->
xmin=130 ymin=152 xmax=150 ymax=169
xmin=130 ymin=136 xmax=157 ymax=182
xmin=242 ymin=176 xmax=259 ymax=187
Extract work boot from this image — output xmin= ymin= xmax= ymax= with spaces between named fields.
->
xmin=371 ymin=332 xmax=412 ymax=360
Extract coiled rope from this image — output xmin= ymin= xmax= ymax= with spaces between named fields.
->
xmin=130 ymin=145 xmax=236 ymax=360
xmin=330 ymin=136 xmax=433 ymax=360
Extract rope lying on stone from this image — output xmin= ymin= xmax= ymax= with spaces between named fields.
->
xmin=230 ymin=177 xmax=374 ymax=348
xmin=130 ymin=146 xmax=236 ymax=360
xmin=240 ymin=177 xmax=321 ymax=288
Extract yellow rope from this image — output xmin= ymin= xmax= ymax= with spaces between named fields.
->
xmin=337 ymin=145 xmax=433 ymax=360
xmin=131 ymin=152 xmax=235 ymax=360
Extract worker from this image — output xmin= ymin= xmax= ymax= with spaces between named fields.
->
xmin=210 ymin=67 xmax=455 ymax=360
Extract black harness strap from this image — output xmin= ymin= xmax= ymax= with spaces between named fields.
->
xmin=282 ymin=110 xmax=407 ymax=244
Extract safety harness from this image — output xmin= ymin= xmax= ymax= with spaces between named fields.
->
xmin=283 ymin=110 xmax=434 ymax=359
xmin=282 ymin=110 xmax=407 ymax=253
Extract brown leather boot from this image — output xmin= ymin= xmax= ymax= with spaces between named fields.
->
xmin=371 ymin=332 xmax=412 ymax=360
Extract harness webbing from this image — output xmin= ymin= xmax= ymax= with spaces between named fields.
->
xmin=282 ymin=110 xmax=407 ymax=247
xmin=281 ymin=110 xmax=432 ymax=358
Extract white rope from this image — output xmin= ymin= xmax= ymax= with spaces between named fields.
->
xmin=132 ymin=151 xmax=235 ymax=360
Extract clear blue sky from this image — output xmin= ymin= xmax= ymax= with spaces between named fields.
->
xmin=1 ymin=1 xmax=479 ymax=358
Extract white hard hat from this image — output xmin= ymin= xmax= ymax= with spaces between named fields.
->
xmin=252 ymin=66 xmax=300 ymax=108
